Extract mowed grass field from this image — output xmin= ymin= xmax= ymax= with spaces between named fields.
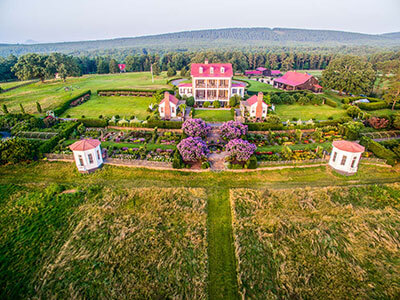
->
xmin=0 ymin=72 xmax=173 ymax=114
xmin=231 ymin=185 xmax=400 ymax=299
xmin=275 ymin=103 xmax=347 ymax=120
xmin=0 ymin=184 xmax=208 ymax=299
xmin=62 ymin=95 xmax=154 ymax=119
xmin=0 ymin=80 xmax=35 ymax=90
xmin=194 ymin=109 xmax=233 ymax=122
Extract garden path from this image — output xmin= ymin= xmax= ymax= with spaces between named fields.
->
xmin=207 ymin=126 xmax=228 ymax=171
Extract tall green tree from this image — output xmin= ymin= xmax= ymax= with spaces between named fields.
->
xmin=383 ymin=67 xmax=400 ymax=110
xmin=152 ymin=63 xmax=161 ymax=76
xmin=109 ymin=59 xmax=119 ymax=73
xmin=36 ymin=101 xmax=42 ymax=113
xmin=57 ymin=63 xmax=68 ymax=82
xmin=321 ymin=55 xmax=376 ymax=95
xmin=11 ymin=53 xmax=47 ymax=82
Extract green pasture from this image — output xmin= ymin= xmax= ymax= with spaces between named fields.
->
xmin=0 ymin=72 xmax=173 ymax=114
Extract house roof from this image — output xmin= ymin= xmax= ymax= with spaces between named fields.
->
xmin=244 ymin=94 xmax=267 ymax=106
xmin=332 ymin=140 xmax=365 ymax=153
xmin=245 ymin=70 xmax=262 ymax=75
xmin=191 ymin=62 xmax=233 ymax=77
xmin=256 ymin=67 xmax=267 ymax=71
xmin=274 ymin=71 xmax=313 ymax=87
xmin=232 ymin=82 xmax=246 ymax=88
xmin=160 ymin=92 xmax=179 ymax=106
xmin=178 ymin=83 xmax=192 ymax=87
xmin=271 ymin=70 xmax=282 ymax=75
xmin=314 ymin=84 xmax=323 ymax=89
xmin=69 ymin=139 xmax=101 ymax=151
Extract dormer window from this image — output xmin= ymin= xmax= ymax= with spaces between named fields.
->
xmin=221 ymin=67 xmax=225 ymax=73
xmin=210 ymin=67 xmax=214 ymax=74
xmin=199 ymin=67 xmax=203 ymax=74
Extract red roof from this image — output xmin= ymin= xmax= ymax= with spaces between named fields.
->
xmin=314 ymin=84 xmax=323 ymax=89
xmin=245 ymin=70 xmax=262 ymax=75
xmin=178 ymin=83 xmax=192 ymax=87
xmin=70 ymin=139 xmax=101 ymax=151
xmin=274 ymin=71 xmax=313 ymax=87
xmin=160 ymin=92 xmax=179 ymax=106
xmin=256 ymin=67 xmax=267 ymax=71
xmin=232 ymin=82 xmax=246 ymax=87
xmin=271 ymin=70 xmax=282 ymax=75
xmin=191 ymin=62 xmax=233 ymax=77
xmin=332 ymin=140 xmax=365 ymax=153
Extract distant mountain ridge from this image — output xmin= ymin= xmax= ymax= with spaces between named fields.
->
xmin=1 ymin=27 xmax=399 ymax=57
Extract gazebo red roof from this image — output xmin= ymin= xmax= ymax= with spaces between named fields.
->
xmin=274 ymin=71 xmax=313 ymax=87
xmin=332 ymin=140 xmax=365 ymax=153
xmin=69 ymin=139 xmax=101 ymax=151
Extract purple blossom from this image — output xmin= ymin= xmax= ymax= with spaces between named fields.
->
xmin=220 ymin=121 xmax=248 ymax=140
xmin=225 ymin=139 xmax=256 ymax=162
xmin=182 ymin=118 xmax=211 ymax=138
xmin=177 ymin=137 xmax=209 ymax=162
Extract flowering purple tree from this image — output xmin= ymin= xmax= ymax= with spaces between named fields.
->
xmin=182 ymin=118 xmax=211 ymax=138
xmin=177 ymin=137 xmax=209 ymax=162
xmin=225 ymin=139 xmax=256 ymax=162
xmin=220 ymin=121 xmax=248 ymax=140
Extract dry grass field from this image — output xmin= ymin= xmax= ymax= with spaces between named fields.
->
xmin=231 ymin=185 xmax=400 ymax=299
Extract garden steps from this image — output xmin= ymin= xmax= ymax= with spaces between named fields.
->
xmin=209 ymin=152 xmax=227 ymax=171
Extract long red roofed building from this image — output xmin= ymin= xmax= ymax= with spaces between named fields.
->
xmin=273 ymin=71 xmax=322 ymax=93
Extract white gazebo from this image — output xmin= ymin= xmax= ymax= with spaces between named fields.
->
xmin=329 ymin=140 xmax=365 ymax=175
xmin=69 ymin=139 xmax=103 ymax=173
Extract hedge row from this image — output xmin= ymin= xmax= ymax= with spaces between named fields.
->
xmin=245 ymin=123 xmax=284 ymax=131
xmin=324 ymin=98 xmax=337 ymax=107
xmin=359 ymin=136 xmax=397 ymax=166
xmin=39 ymin=122 xmax=79 ymax=153
xmin=54 ymin=90 xmax=91 ymax=116
xmin=110 ymin=120 xmax=183 ymax=129
xmin=97 ymin=88 xmax=174 ymax=97
xmin=77 ymin=118 xmax=108 ymax=127
xmin=357 ymin=101 xmax=388 ymax=111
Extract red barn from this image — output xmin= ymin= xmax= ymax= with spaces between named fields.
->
xmin=273 ymin=71 xmax=322 ymax=93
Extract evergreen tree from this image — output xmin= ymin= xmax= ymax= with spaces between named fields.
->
xmin=152 ymin=63 xmax=161 ymax=75
xmin=97 ymin=59 xmax=109 ymax=74
xmin=2 ymin=104 xmax=8 ymax=114
xmin=109 ymin=59 xmax=119 ymax=73
xmin=167 ymin=67 xmax=176 ymax=77
xmin=36 ymin=101 xmax=42 ymax=113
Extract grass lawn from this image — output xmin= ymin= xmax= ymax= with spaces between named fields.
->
xmin=234 ymin=77 xmax=280 ymax=93
xmin=297 ymin=69 xmax=323 ymax=77
xmin=231 ymin=185 xmax=400 ymax=299
xmin=0 ymin=80 xmax=35 ymax=90
xmin=0 ymin=72 xmax=174 ymax=114
xmin=62 ymin=94 xmax=153 ymax=119
xmin=194 ymin=109 xmax=233 ymax=122
xmin=0 ymin=161 xmax=399 ymax=299
xmin=275 ymin=103 xmax=347 ymax=121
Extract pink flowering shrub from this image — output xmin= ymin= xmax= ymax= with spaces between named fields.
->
xmin=220 ymin=121 xmax=248 ymax=140
xmin=182 ymin=118 xmax=211 ymax=138
xmin=225 ymin=138 xmax=256 ymax=162
xmin=177 ymin=137 xmax=209 ymax=162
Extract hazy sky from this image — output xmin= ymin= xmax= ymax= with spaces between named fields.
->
xmin=0 ymin=0 xmax=399 ymax=44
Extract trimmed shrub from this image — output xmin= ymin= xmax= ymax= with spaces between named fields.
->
xmin=54 ymin=90 xmax=91 ymax=116
xmin=186 ymin=96 xmax=195 ymax=107
xmin=172 ymin=150 xmax=185 ymax=169
xmin=357 ymin=101 xmax=388 ymax=111
xmin=77 ymin=118 xmax=108 ymax=128
xmin=246 ymin=123 xmax=284 ymax=131
xmin=203 ymin=101 xmax=210 ymax=108
xmin=39 ymin=122 xmax=79 ymax=153
xmin=359 ymin=136 xmax=397 ymax=166
xmin=325 ymin=98 xmax=337 ymax=107
xmin=212 ymin=100 xmax=221 ymax=108
xmin=245 ymin=155 xmax=258 ymax=169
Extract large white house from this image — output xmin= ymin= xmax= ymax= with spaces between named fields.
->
xmin=329 ymin=140 xmax=365 ymax=175
xmin=69 ymin=139 xmax=103 ymax=173
xmin=178 ymin=60 xmax=245 ymax=106
xmin=240 ymin=92 xmax=268 ymax=119
xmin=158 ymin=91 xmax=185 ymax=119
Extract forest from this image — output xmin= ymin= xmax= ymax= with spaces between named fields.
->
xmin=1 ymin=50 xmax=399 ymax=83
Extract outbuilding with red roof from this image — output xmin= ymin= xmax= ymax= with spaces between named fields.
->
xmin=69 ymin=139 xmax=103 ymax=173
xmin=329 ymin=140 xmax=365 ymax=175
xmin=273 ymin=71 xmax=323 ymax=93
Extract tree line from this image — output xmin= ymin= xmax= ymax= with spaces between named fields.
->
xmin=2 ymin=50 xmax=398 ymax=82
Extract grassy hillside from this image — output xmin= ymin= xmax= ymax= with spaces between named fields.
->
xmin=231 ymin=185 xmax=400 ymax=299
xmin=0 ymin=161 xmax=399 ymax=299
xmin=0 ymin=72 xmax=172 ymax=114
xmin=1 ymin=27 xmax=400 ymax=57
